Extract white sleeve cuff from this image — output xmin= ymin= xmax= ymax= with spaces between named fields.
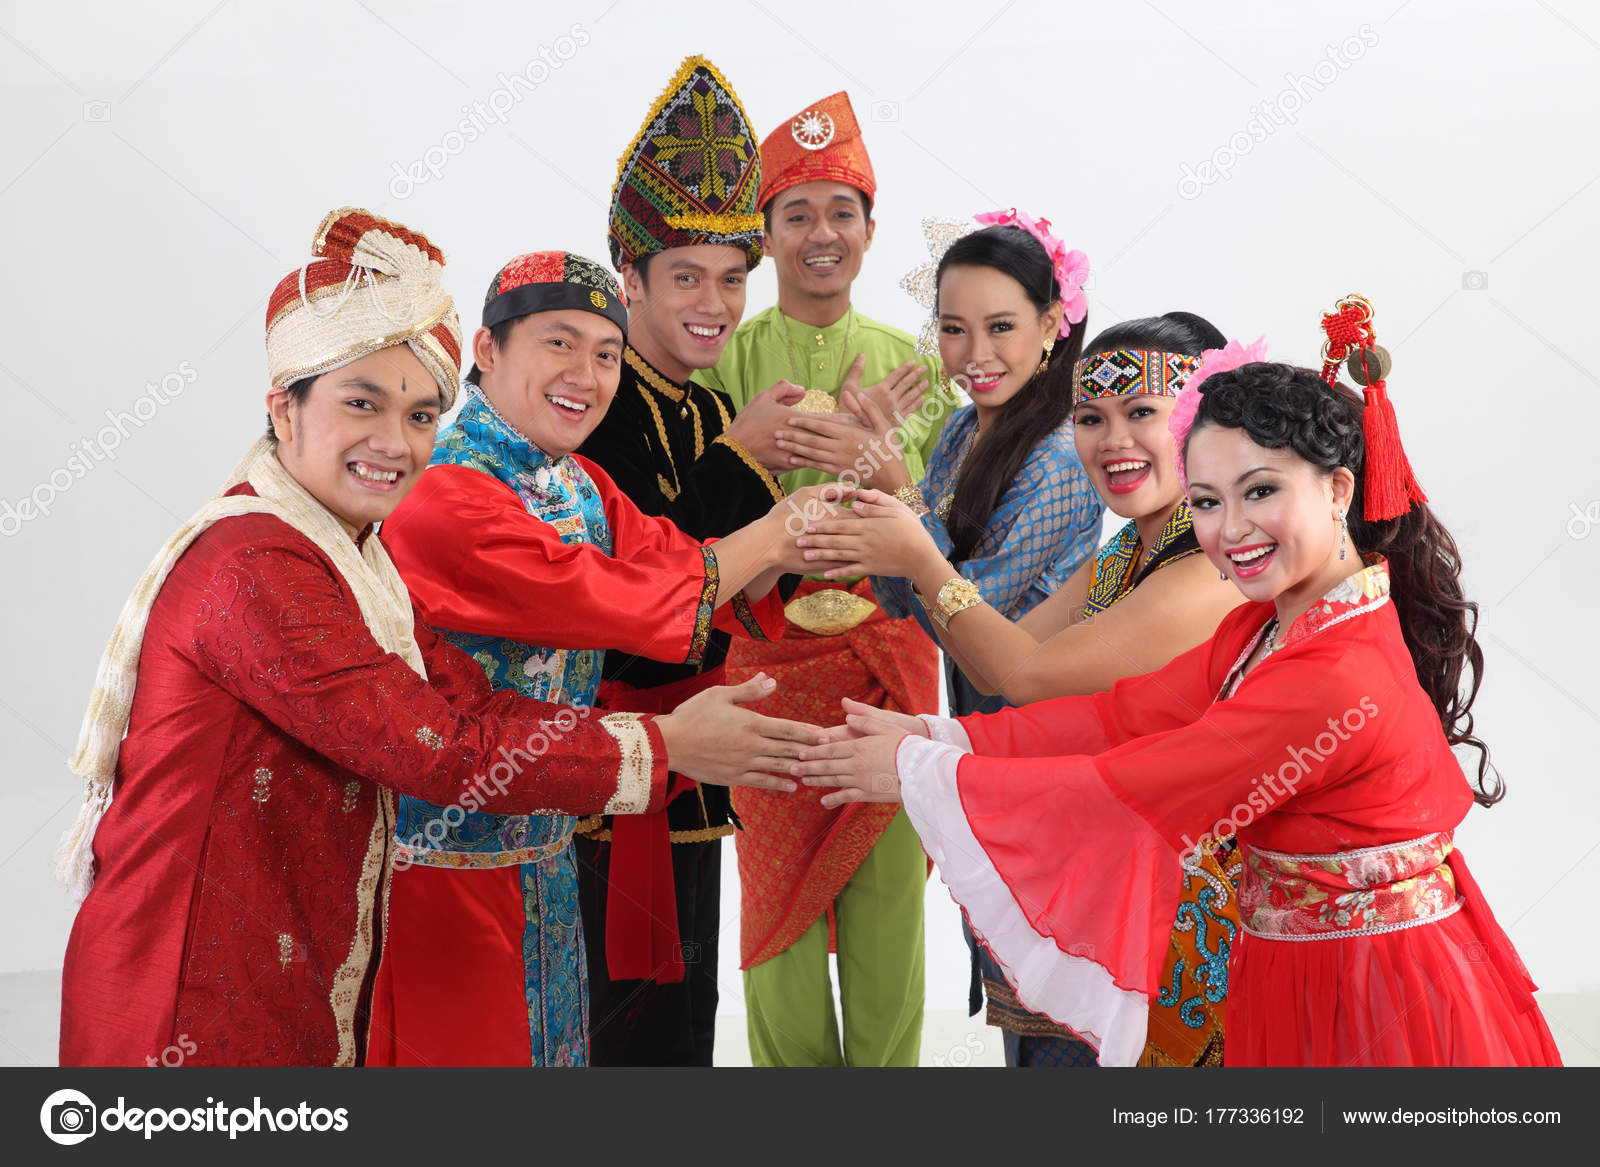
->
xmin=917 ymin=715 xmax=972 ymax=752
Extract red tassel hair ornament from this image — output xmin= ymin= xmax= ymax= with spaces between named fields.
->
xmin=1319 ymin=294 xmax=1427 ymax=521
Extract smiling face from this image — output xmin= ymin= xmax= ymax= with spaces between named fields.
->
xmin=763 ymin=180 xmax=873 ymax=304
xmin=472 ymin=308 xmax=624 ymax=458
xmin=1185 ymin=422 xmax=1356 ymax=606
xmin=620 ymin=244 xmax=748 ymax=379
xmin=937 ymin=263 xmax=1062 ymax=421
xmin=267 ymin=344 xmax=442 ymax=531
xmin=1072 ymin=391 xmax=1184 ymax=519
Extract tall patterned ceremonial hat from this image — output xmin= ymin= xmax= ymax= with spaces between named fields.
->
xmin=266 ymin=207 xmax=463 ymax=407
xmin=757 ymin=90 xmax=877 ymax=211
xmin=468 ymin=250 xmax=627 ymax=382
xmin=608 ymin=56 xmax=765 ymax=271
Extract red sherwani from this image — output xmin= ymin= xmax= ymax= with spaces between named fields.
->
xmin=59 ymin=497 xmax=669 ymax=1067
xmin=902 ymin=559 xmax=1561 ymax=1066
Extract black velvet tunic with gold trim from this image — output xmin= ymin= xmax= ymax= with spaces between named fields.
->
xmin=576 ymin=344 xmax=787 ymax=836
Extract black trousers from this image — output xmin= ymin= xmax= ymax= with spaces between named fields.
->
xmin=574 ymin=835 xmax=721 ymax=1066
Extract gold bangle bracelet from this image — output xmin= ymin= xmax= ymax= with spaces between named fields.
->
xmin=929 ymin=576 xmax=983 ymax=629
xmin=892 ymin=484 xmax=930 ymax=515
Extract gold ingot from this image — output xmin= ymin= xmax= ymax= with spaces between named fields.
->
xmin=784 ymin=589 xmax=876 ymax=635
xmin=794 ymin=389 xmax=838 ymax=414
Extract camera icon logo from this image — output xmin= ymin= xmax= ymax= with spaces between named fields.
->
xmin=1461 ymin=270 xmax=1488 ymax=291
xmin=870 ymin=100 xmax=900 ymax=123
xmin=82 ymin=100 xmax=111 ymax=122
xmin=1461 ymin=940 xmax=1490 ymax=963
xmin=40 ymin=1088 xmax=97 ymax=1145
xmin=1567 ymin=500 xmax=1600 ymax=540
xmin=678 ymin=939 xmax=703 ymax=963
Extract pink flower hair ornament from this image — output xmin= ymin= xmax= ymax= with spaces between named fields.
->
xmin=973 ymin=208 xmax=1089 ymax=334
xmin=1168 ymin=335 xmax=1270 ymax=491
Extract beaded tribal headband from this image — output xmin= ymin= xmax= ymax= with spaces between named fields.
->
xmin=1071 ymin=349 xmax=1203 ymax=402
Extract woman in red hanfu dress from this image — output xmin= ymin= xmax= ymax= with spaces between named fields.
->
xmin=794 ymin=309 xmax=1562 ymax=1067
xmin=800 ymin=312 xmax=1250 ymax=1067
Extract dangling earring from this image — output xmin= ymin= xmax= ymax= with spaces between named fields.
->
xmin=1219 ymin=568 xmax=1228 ymax=580
xmin=1038 ymin=337 xmax=1054 ymax=374
xmin=1337 ymin=509 xmax=1348 ymax=560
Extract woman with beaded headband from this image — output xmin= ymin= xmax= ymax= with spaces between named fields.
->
xmin=799 ymin=310 xmax=1249 ymax=1066
xmin=793 ymin=297 xmax=1561 ymax=1066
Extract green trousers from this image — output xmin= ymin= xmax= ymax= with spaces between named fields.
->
xmin=743 ymin=808 xmax=925 ymax=1066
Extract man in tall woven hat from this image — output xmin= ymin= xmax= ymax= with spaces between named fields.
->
xmin=56 ymin=209 xmax=822 ymax=1067
xmin=694 ymin=91 xmax=956 ymax=1067
xmin=572 ymin=54 xmax=811 ymax=1066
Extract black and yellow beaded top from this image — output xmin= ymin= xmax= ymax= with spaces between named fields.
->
xmin=607 ymin=55 xmax=765 ymax=272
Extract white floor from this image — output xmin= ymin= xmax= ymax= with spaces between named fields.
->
xmin=6 ymin=968 xmax=1595 ymax=1067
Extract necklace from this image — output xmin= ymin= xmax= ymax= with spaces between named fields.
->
xmin=934 ymin=426 xmax=980 ymax=520
xmin=1253 ymin=618 xmax=1285 ymax=666
xmin=778 ymin=306 xmax=855 ymax=395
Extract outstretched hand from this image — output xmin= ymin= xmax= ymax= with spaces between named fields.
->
xmin=725 ymin=380 xmax=809 ymax=472
xmin=771 ymin=356 xmax=924 ymax=489
xmin=843 ymin=355 xmax=929 ymax=423
xmin=792 ymin=716 xmax=908 ymax=809
xmin=795 ymin=487 xmax=938 ymax=580
xmin=816 ymin=697 xmax=930 ymax=744
xmin=654 ymin=674 xmax=826 ymax=791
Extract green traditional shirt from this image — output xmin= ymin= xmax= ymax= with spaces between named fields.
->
xmin=693 ymin=304 xmax=956 ymax=493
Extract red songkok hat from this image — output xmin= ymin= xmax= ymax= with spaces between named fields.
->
xmin=757 ymin=91 xmax=877 ymax=211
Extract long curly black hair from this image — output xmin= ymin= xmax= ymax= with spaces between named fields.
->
xmin=1186 ymin=361 xmax=1502 ymax=807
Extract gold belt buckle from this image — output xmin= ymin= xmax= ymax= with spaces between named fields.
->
xmin=784 ymin=588 xmax=876 ymax=635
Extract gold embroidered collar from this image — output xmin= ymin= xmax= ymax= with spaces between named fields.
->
xmin=624 ymin=346 xmax=686 ymax=403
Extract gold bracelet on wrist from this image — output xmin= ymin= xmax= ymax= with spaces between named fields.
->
xmin=892 ymin=484 xmax=930 ymax=516
xmin=929 ymin=576 xmax=983 ymax=629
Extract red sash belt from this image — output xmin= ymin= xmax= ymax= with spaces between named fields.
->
xmin=1238 ymin=832 xmax=1462 ymax=941
xmin=590 ymin=667 xmax=722 ymax=984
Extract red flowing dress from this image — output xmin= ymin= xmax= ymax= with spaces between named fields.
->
xmin=900 ymin=559 xmax=1561 ymax=1066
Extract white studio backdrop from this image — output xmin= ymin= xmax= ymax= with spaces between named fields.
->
xmin=1 ymin=0 xmax=1597 ymax=1035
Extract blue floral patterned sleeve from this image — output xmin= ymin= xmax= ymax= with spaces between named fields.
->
xmin=873 ymin=409 xmax=1103 ymax=630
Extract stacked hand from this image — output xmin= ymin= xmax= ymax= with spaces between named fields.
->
xmin=763 ymin=482 xmax=851 ymax=574
xmin=724 ymin=380 xmax=809 ymax=472
xmin=793 ymin=699 xmax=920 ymax=808
xmin=853 ymin=357 xmax=932 ymax=426
xmin=794 ymin=488 xmax=937 ymax=580
xmin=772 ymin=356 xmax=928 ymax=489
xmin=654 ymin=674 xmax=827 ymax=790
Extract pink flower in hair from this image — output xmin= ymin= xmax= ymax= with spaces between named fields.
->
xmin=973 ymin=208 xmax=1089 ymax=335
xmin=1169 ymin=335 xmax=1269 ymax=491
